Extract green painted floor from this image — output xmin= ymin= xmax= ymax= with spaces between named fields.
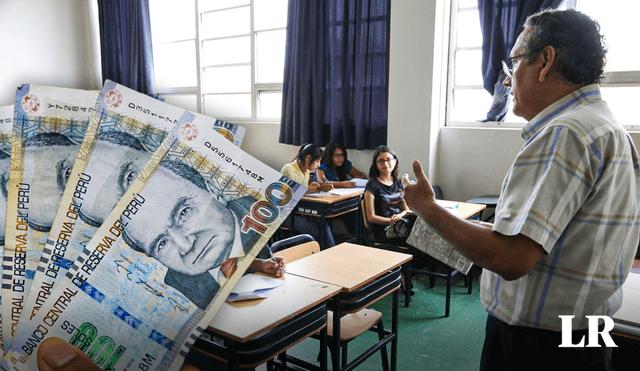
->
xmin=281 ymin=271 xmax=487 ymax=371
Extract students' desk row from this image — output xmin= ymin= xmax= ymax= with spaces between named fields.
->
xmin=285 ymin=242 xmax=412 ymax=371
xmin=292 ymin=190 xmax=486 ymax=247
xmin=192 ymin=274 xmax=341 ymax=370
xmin=293 ymin=189 xmax=364 ymax=246
xmin=193 ymin=243 xmax=411 ymax=371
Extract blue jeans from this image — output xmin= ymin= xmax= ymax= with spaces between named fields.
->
xmin=282 ymin=215 xmax=335 ymax=249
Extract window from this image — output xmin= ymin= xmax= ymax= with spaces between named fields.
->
xmin=447 ymin=0 xmax=640 ymax=129
xmin=149 ymin=0 xmax=288 ymax=122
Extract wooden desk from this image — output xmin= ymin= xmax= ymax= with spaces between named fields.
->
xmin=436 ymin=199 xmax=487 ymax=220
xmin=294 ymin=190 xmax=364 ymax=247
xmin=193 ymin=274 xmax=341 ymax=370
xmin=286 ymin=242 xmax=412 ymax=371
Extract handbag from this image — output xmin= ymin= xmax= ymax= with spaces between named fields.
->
xmin=385 ymin=217 xmax=412 ymax=239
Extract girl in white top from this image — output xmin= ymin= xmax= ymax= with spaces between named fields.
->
xmin=280 ymin=143 xmax=335 ymax=248
xmin=281 ymin=143 xmax=332 ymax=194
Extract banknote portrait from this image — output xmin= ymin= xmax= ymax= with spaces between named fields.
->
xmin=78 ymin=131 xmax=151 ymax=227
xmin=122 ymin=159 xmax=255 ymax=309
xmin=23 ymin=132 xmax=80 ymax=232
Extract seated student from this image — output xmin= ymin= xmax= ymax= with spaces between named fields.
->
xmin=364 ymin=146 xmax=430 ymax=270
xmin=315 ymin=141 xmax=367 ymax=188
xmin=281 ymin=144 xmax=336 ymax=249
xmin=363 ymin=145 xmax=415 ymax=244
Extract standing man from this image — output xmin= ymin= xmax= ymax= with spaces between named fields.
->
xmin=404 ymin=9 xmax=640 ymax=370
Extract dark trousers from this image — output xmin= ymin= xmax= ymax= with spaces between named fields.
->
xmin=480 ymin=314 xmax=611 ymax=371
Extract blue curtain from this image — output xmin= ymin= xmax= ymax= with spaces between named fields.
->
xmin=97 ymin=0 xmax=155 ymax=95
xmin=279 ymin=0 xmax=390 ymax=150
xmin=478 ymin=0 xmax=562 ymax=122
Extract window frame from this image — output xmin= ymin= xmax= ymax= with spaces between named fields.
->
xmin=445 ymin=0 xmax=640 ymax=130
xmin=150 ymin=0 xmax=287 ymax=124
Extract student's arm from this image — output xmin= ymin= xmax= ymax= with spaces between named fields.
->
xmin=312 ymin=181 xmax=333 ymax=192
xmin=314 ymin=169 xmax=335 ymax=191
xmin=349 ymin=166 xmax=367 ymax=179
xmin=332 ymin=181 xmax=356 ymax=188
xmin=403 ymin=160 xmax=544 ymax=281
xmin=316 ymin=168 xmax=327 ymax=183
xmin=249 ymin=257 xmax=286 ymax=277
xmin=364 ymin=190 xmax=407 ymax=226
xmin=305 ymin=182 xmax=322 ymax=193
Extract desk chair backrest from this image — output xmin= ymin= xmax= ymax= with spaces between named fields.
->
xmin=274 ymin=241 xmax=320 ymax=263
xmin=360 ymin=196 xmax=371 ymax=230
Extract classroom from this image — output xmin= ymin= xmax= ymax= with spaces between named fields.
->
xmin=0 ymin=1 xmax=639 ymax=370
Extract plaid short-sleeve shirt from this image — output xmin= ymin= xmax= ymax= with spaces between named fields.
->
xmin=482 ymin=85 xmax=640 ymax=331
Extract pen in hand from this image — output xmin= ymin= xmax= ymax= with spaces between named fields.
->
xmin=266 ymin=245 xmax=283 ymax=271
xmin=321 ymin=175 xmax=333 ymax=189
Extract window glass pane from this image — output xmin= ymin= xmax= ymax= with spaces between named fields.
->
xmin=600 ymin=86 xmax=640 ymax=127
xmin=201 ymin=7 xmax=250 ymax=39
xmin=203 ymin=36 xmax=250 ymax=66
xmin=150 ymin=0 xmax=195 ymax=43
xmin=456 ymin=10 xmax=481 ymax=48
xmin=577 ymin=0 xmax=640 ymax=72
xmin=159 ymin=94 xmax=198 ymax=112
xmin=153 ymin=41 xmax=197 ymax=89
xmin=199 ymin=0 xmax=248 ymax=12
xmin=254 ymin=0 xmax=288 ymax=31
xmin=258 ymin=91 xmax=282 ymax=118
xmin=203 ymin=66 xmax=251 ymax=93
xmin=204 ymin=94 xmax=251 ymax=118
xmin=256 ymin=30 xmax=286 ymax=83
xmin=451 ymin=89 xmax=491 ymax=122
xmin=454 ymin=50 xmax=484 ymax=86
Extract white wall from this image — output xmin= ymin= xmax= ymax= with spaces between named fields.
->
xmin=0 ymin=0 xmax=102 ymax=106
xmin=388 ymin=0 xmax=447 ymax=182
xmin=3 ymin=0 xmax=636 ymax=203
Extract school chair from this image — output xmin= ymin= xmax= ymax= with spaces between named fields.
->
xmin=357 ymin=189 xmax=472 ymax=317
xmin=274 ymin=237 xmax=390 ymax=371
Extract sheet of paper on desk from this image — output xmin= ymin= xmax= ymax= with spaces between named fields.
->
xmin=328 ymin=188 xmax=362 ymax=196
xmin=406 ymin=216 xmax=473 ymax=275
xmin=350 ymin=178 xmax=368 ymax=188
xmin=305 ymin=188 xmax=362 ymax=197
xmin=227 ymin=274 xmax=283 ymax=302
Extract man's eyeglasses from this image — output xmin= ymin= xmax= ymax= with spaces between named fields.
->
xmin=502 ymin=53 xmax=534 ymax=78
xmin=376 ymin=158 xmax=395 ymax=165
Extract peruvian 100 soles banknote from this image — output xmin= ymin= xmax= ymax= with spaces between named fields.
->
xmin=0 ymin=104 xmax=15 ymax=353
xmin=14 ymin=80 xmax=247 ymax=351
xmin=1 ymin=86 xmax=99 ymax=350
xmin=3 ymin=108 xmax=303 ymax=371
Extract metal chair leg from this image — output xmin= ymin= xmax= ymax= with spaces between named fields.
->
xmin=375 ymin=319 xmax=390 ymax=371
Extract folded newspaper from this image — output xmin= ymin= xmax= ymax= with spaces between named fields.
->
xmin=3 ymin=101 xmax=304 ymax=370
xmin=16 ymin=81 xmax=247 ymax=346
xmin=406 ymin=216 xmax=473 ymax=275
xmin=2 ymin=86 xmax=99 ymax=349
